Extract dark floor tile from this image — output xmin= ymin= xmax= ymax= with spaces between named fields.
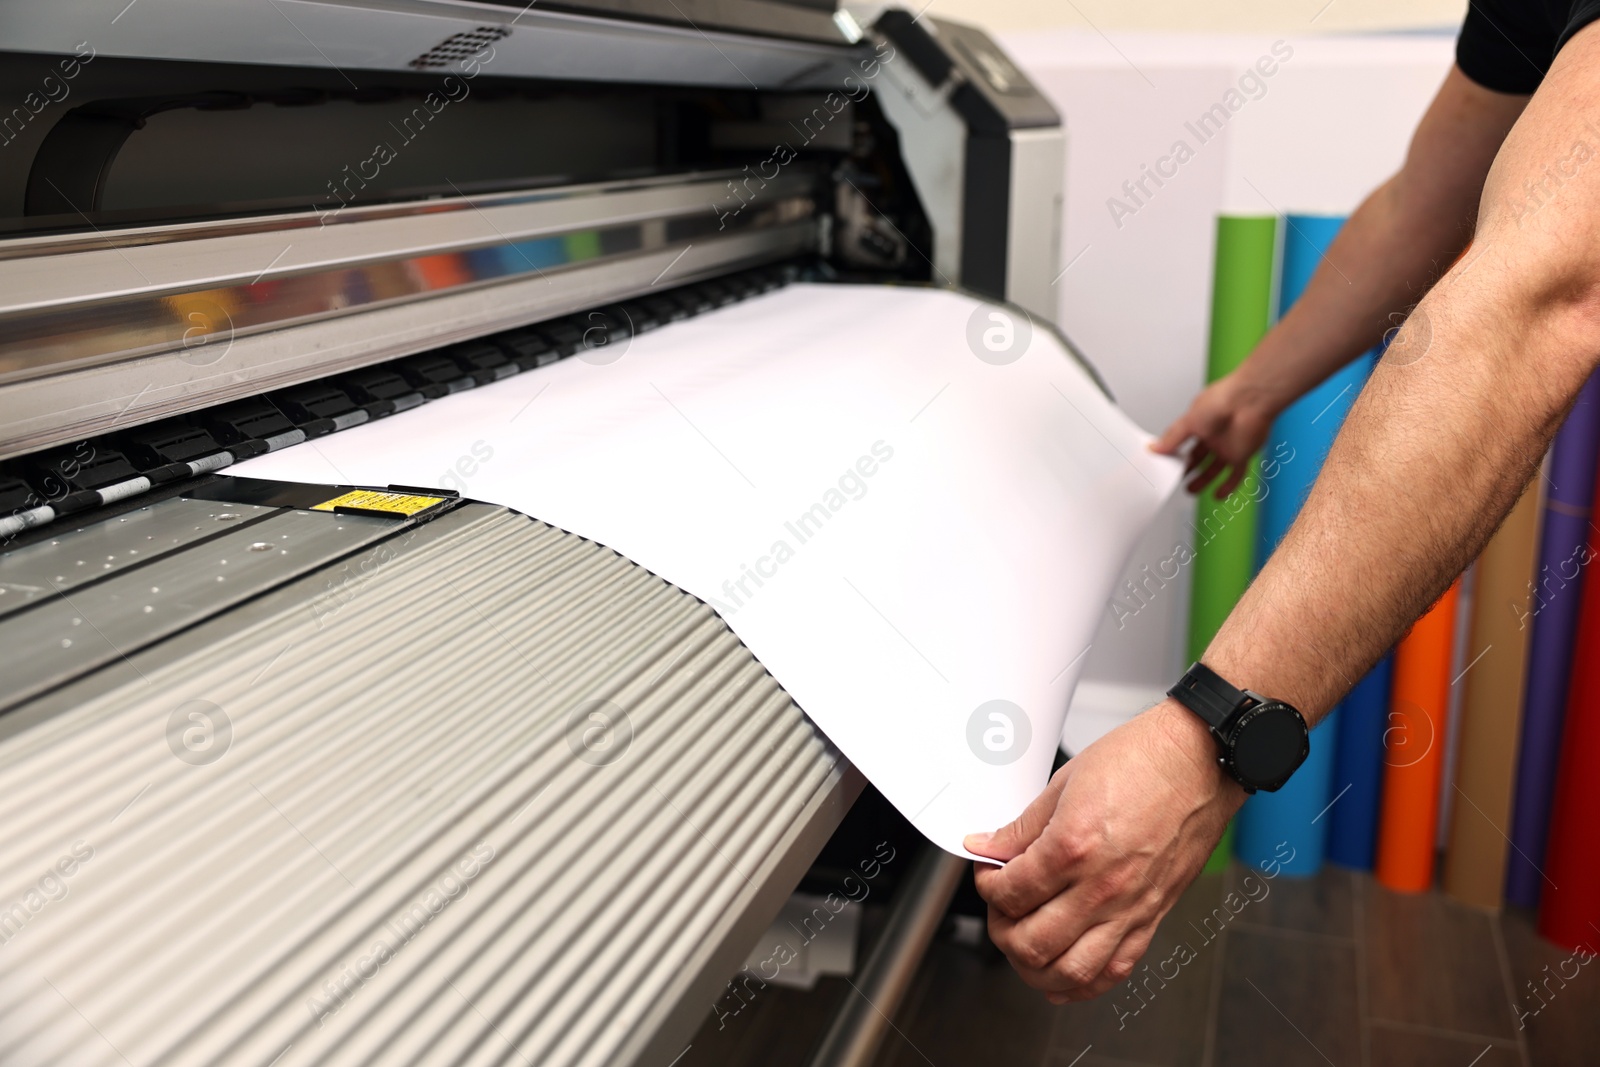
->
xmin=678 ymin=976 xmax=850 ymax=1067
xmin=872 ymin=937 xmax=1056 ymax=1067
xmin=1047 ymin=870 xmax=1227 ymax=1067
xmin=1047 ymin=1053 xmax=1163 ymax=1067
xmin=1361 ymin=878 xmax=1518 ymax=1041
xmin=1368 ymin=1024 xmax=1521 ymax=1067
xmin=1228 ymin=860 xmax=1356 ymax=941
xmin=1214 ymin=927 xmax=1362 ymax=1066
xmin=1499 ymin=906 xmax=1600 ymax=1066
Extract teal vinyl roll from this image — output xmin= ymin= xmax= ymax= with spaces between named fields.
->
xmin=1234 ymin=215 xmax=1376 ymax=876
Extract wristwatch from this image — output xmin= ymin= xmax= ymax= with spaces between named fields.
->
xmin=1167 ymin=662 xmax=1309 ymax=794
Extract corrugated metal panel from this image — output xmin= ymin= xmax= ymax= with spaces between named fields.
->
xmin=0 ymin=504 xmax=853 ymax=1066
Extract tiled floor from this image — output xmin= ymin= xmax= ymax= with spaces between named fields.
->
xmin=686 ymin=861 xmax=1599 ymax=1066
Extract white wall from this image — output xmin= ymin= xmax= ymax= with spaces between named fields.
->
xmin=914 ymin=0 xmax=1466 ymax=34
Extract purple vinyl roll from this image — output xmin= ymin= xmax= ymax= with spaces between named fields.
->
xmin=1506 ymin=369 xmax=1600 ymax=907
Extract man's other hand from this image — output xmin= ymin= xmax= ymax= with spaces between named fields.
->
xmin=965 ymin=701 xmax=1245 ymax=1003
xmin=1150 ymin=372 xmax=1279 ymax=498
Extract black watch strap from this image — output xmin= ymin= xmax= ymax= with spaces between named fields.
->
xmin=1168 ymin=662 xmax=1251 ymax=731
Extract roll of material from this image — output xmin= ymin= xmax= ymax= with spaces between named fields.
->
xmin=1235 ymin=215 xmax=1370 ymax=877
xmin=1252 ymin=217 xmax=1368 ymax=558
xmin=1327 ymin=654 xmax=1394 ymax=870
xmin=1442 ymin=478 xmax=1542 ymax=908
xmin=1276 ymin=215 xmax=1343 ymax=343
xmin=1190 ymin=216 xmax=1277 ymax=873
xmin=1252 ymin=346 xmax=1377 ymax=559
xmin=1188 ymin=216 xmax=1278 ymax=662
xmin=1539 ymin=489 xmax=1600 ymax=952
xmin=1507 ymin=369 xmax=1600 ymax=907
xmin=1376 ymin=579 xmax=1464 ymax=893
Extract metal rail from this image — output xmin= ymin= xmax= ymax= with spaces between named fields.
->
xmin=802 ymin=845 xmax=969 ymax=1067
xmin=0 ymin=170 xmax=819 ymax=460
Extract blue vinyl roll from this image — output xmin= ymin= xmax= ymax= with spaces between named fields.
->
xmin=1235 ymin=708 xmax=1343 ymax=876
xmin=1326 ymin=654 xmax=1395 ymax=869
xmin=1234 ymin=215 xmax=1377 ymax=875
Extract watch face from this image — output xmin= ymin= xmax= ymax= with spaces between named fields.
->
xmin=1230 ymin=703 xmax=1309 ymax=790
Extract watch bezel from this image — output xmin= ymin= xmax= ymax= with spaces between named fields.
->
xmin=1219 ymin=698 xmax=1310 ymax=793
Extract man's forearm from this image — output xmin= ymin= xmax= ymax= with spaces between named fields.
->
xmin=1233 ymin=69 xmax=1528 ymax=416
xmin=1204 ymin=274 xmax=1564 ymax=727
xmin=1198 ymin=35 xmax=1600 ymax=723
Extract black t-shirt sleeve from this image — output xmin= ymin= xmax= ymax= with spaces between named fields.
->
xmin=1558 ymin=0 xmax=1600 ymax=50
xmin=1457 ymin=0 xmax=1556 ymax=93
xmin=1457 ymin=0 xmax=1600 ymax=94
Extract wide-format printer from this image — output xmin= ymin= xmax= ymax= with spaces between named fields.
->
xmin=0 ymin=3 xmax=1063 ymax=1063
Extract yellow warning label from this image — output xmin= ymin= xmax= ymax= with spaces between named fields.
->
xmin=311 ymin=489 xmax=448 ymax=517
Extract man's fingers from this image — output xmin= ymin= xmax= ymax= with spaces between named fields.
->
xmin=1185 ymin=454 xmax=1224 ymax=495
xmin=1049 ymin=918 xmax=1127 ymax=993
xmin=974 ymin=807 xmax=1098 ymax=919
xmin=1104 ymin=922 xmax=1159 ymax=986
xmin=1048 ymin=922 xmax=1160 ymax=1004
xmin=1149 ymin=417 xmax=1193 ymax=456
xmin=988 ymin=885 xmax=1106 ymax=977
xmin=1070 ymin=920 xmax=1158 ymax=999
xmin=995 ymin=916 xmax=1128 ymax=1001
xmin=1214 ymin=464 xmax=1248 ymax=499
xmin=966 ymin=768 xmax=1066 ymax=864
xmin=1002 ymin=871 xmax=1153 ymax=995
xmin=1047 ymin=969 xmax=1124 ymax=1004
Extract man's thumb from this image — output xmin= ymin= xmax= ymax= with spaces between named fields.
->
xmin=965 ymin=778 xmax=1062 ymax=862
xmin=1149 ymin=417 xmax=1191 ymax=456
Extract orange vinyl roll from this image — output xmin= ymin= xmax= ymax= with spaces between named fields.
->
xmin=1376 ymin=578 xmax=1464 ymax=893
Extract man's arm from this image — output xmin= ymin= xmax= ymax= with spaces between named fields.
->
xmin=968 ymin=26 xmax=1600 ymax=1003
xmin=1155 ymin=66 xmax=1529 ymax=498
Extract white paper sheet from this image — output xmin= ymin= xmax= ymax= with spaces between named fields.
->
xmin=232 ymin=284 xmax=1182 ymax=855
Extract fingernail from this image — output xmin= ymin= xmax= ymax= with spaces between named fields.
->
xmin=964 ymin=831 xmax=993 ymax=849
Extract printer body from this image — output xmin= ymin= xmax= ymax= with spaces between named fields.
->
xmin=0 ymin=4 xmax=1062 ymax=1064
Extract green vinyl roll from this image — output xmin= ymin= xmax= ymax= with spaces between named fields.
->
xmin=1188 ymin=216 xmax=1277 ymax=662
xmin=1191 ymin=216 xmax=1278 ymax=873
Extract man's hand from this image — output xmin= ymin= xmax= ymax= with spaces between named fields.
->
xmin=1150 ymin=370 xmax=1279 ymax=498
xmin=965 ymin=701 xmax=1244 ymax=1003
